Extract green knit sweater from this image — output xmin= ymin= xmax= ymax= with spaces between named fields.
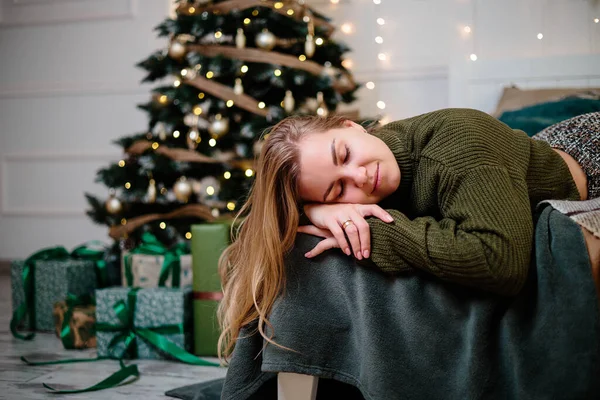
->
xmin=361 ymin=108 xmax=580 ymax=296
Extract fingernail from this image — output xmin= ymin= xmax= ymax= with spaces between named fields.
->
xmin=305 ymin=252 xmax=311 ymax=258
xmin=345 ymin=248 xmax=351 ymax=256
xmin=363 ymin=250 xmax=369 ymax=258
xmin=356 ymin=252 xmax=362 ymax=260
xmin=386 ymin=215 xmax=394 ymax=222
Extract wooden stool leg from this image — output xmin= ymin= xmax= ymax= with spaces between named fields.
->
xmin=277 ymin=373 xmax=319 ymax=400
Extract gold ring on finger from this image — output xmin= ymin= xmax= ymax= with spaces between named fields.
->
xmin=342 ymin=219 xmax=354 ymax=230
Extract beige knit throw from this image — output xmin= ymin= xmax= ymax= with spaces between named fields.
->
xmin=541 ymin=197 xmax=600 ymax=238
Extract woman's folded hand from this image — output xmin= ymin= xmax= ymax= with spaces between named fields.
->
xmin=298 ymin=203 xmax=393 ymax=260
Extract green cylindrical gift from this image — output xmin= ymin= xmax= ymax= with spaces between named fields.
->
xmin=191 ymin=223 xmax=229 ymax=356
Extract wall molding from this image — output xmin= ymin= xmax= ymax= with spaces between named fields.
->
xmin=0 ymin=151 xmax=119 ymax=217
xmin=0 ymin=0 xmax=137 ymax=27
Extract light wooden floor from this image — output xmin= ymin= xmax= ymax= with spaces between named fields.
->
xmin=0 ymin=268 xmax=227 ymax=400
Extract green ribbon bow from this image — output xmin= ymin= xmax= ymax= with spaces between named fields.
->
xmin=124 ymin=232 xmax=189 ymax=288
xmin=10 ymin=246 xmax=70 ymax=340
xmin=71 ymin=241 xmax=109 ymax=288
xmin=22 ymin=288 xmax=220 ymax=394
xmin=59 ymin=293 xmax=95 ymax=350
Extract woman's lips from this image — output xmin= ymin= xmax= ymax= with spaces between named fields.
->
xmin=372 ymin=162 xmax=380 ymax=194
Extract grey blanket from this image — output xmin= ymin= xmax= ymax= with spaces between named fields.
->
xmin=167 ymin=205 xmax=600 ymax=400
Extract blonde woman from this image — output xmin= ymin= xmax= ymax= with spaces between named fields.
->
xmin=217 ymin=109 xmax=600 ymax=361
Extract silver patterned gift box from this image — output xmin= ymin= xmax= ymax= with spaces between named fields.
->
xmin=96 ymin=287 xmax=193 ymax=360
xmin=11 ymin=259 xmax=97 ymax=332
xmin=121 ymin=253 xmax=193 ymax=288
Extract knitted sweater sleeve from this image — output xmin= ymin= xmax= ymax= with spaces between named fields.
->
xmin=360 ymin=165 xmax=533 ymax=296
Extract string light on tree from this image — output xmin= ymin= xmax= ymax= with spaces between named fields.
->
xmin=470 ymin=53 xmax=478 ymax=61
xmin=537 ymin=33 xmax=543 ymax=40
xmin=366 ymin=82 xmax=375 ymax=90
xmin=341 ymin=23 xmax=353 ymax=34
xmin=464 ymin=26 xmax=471 ymax=33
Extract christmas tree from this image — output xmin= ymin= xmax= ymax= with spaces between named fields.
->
xmin=86 ymin=0 xmax=360 ymax=251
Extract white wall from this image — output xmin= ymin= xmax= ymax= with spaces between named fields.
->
xmin=0 ymin=0 xmax=598 ymax=259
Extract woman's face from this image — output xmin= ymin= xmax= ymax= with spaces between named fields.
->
xmin=297 ymin=120 xmax=401 ymax=204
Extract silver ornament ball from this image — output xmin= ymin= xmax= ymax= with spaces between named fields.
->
xmin=209 ymin=116 xmax=230 ymax=138
xmin=173 ymin=177 xmax=193 ymax=202
xmin=105 ymin=195 xmax=123 ymax=214
xmin=168 ymin=41 xmax=186 ymax=59
xmin=255 ymin=30 xmax=276 ymax=50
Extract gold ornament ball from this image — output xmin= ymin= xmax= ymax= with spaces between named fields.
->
xmin=105 ymin=195 xmax=123 ymax=214
xmin=255 ymin=30 xmax=276 ymax=50
xmin=209 ymin=116 xmax=230 ymax=138
xmin=169 ymin=41 xmax=186 ymax=59
xmin=173 ymin=177 xmax=193 ymax=202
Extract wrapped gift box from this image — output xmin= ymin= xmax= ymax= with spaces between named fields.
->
xmin=191 ymin=223 xmax=229 ymax=356
xmin=53 ymin=300 xmax=97 ymax=349
xmin=11 ymin=259 xmax=97 ymax=332
xmin=121 ymin=253 xmax=192 ymax=288
xmin=96 ymin=287 xmax=193 ymax=360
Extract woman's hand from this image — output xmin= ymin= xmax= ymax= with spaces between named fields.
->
xmin=297 ymin=203 xmax=394 ymax=260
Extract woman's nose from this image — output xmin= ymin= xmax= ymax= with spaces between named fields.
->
xmin=345 ymin=166 xmax=368 ymax=187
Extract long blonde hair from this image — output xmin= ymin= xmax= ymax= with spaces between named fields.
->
xmin=217 ymin=115 xmax=348 ymax=362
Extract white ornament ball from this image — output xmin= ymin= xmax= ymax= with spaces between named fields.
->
xmin=255 ymin=30 xmax=276 ymax=50
xmin=173 ymin=177 xmax=193 ymax=202
xmin=209 ymin=116 xmax=230 ymax=138
xmin=105 ymin=194 xmax=123 ymax=214
xmin=168 ymin=41 xmax=186 ymax=59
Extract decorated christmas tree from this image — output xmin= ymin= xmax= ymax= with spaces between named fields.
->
xmin=86 ymin=0 xmax=361 ymax=251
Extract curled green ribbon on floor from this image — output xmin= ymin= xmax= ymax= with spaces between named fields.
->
xmin=124 ymin=232 xmax=189 ymax=287
xmin=22 ymin=288 xmax=220 ymax=394
xmin=10 ymin=247 xmax=70 ymax=340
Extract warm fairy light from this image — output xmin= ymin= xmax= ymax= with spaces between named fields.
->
xmin=287 ymin=9 xmax=294 ymax=15
xmin=215 ymin=31 xmax=223 ymax=39
xmin=341 ymin=23 xmax=353 ymax=34
xmin=375 ymin=36 xmax=383 ymax=44
xmin=299 ymin=54 xmax=307 ymax=61
xmin=206 ymin=71 xmax=214 ymax=79
xmin=125 ymin=182 xmax=131 ymax=189
xmin=537 ymin=33 xmax=543 ymax=39
xmin=173 ymin=130 xmax=180 ymax=138
xmin=244 ymin=18 xmax=251 ymax=25
xmin=331 ymin=0 xmax=340 ymax=3
xmin=274 ymin=69 xmax=282 ymax=76
xmin=258 ymin=102 xmax=266 ymax=109
xmin=160 ymin=222 xmax=166 ymax=229
xmin=595 ymin=18 xmax=599 ymax=23
xmin=245 ymin=169 xmax=254 ymax=177
xmin=227 ymin=202 xmax=236 ymax=211
xmin=227 ymin=100 xmax=234 ymax=107
xmin=316 ymin=37 xmax=324 ymax=45
xmin=224 ymin=171 xmax=231 ymax=179
xmin=252 ymin=10 xmax=259 ymax=16
xmin=206 ymin=186 xmax=215 ymax=195
xmin=377 ymin=101 xmax=386 ymax=110
xmin=159 ymin=95 xmax=168 ymax=103
xmin=185 ymin=232 xmax=192 ymax=239
xmin=209 ymin=138 xmax=217 ymax=147
xmin=470 ymin=53 xmax=478 ymax=61
xmin=341 ymin=59 xmax=353 ymax=69
xmin=173 ymin=79 xmax=181 ymax=87
xmin=152 ymin=142 xmax=159 ymax=149
xmin=366 ymin=82 xmax=375 ymax=90
xmin=181 ymin=69 xmax=188 ymax=76
xmin=193 ymin=106 xmax=203 ymax=115
xmin=241 ymin=65 xmax=249 ymax=73
xmin=303 ymin=15 xmax=310 ymax=23
xmin=378 ymin=53 xmax=387 ymax=61
xmin=118 ymin=160 xmax=125 ymax=167
xmin=464 ymin=26 xmax=471 ymax=33
xmin=377 ymin=18 xmax=385 ymax=25
xmin=121 ymin=218 xmax=127 ymax=225
xmin=274 ymin=2 xmax=284 ymax=9
xmin=373 ymin=0 xmax=381 ymax=4
xmin=198 ymin=92 xmax=205 ymax=99
xmin=188 ymin=7 xmax=195 ymax=13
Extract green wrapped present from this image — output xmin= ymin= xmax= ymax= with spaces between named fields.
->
xmin=96 ymin=287 xmax=193 ymax=360
xmin=191 ymin=223 xmax=229 ymax=356
xmin=121 ymin=232 xmax=192 ymax=288
xmin=10 ymin=245 xmax=101 ymax=338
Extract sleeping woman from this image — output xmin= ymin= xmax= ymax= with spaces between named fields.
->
xmin=216 ymin=108 xmax=600 ymax=360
